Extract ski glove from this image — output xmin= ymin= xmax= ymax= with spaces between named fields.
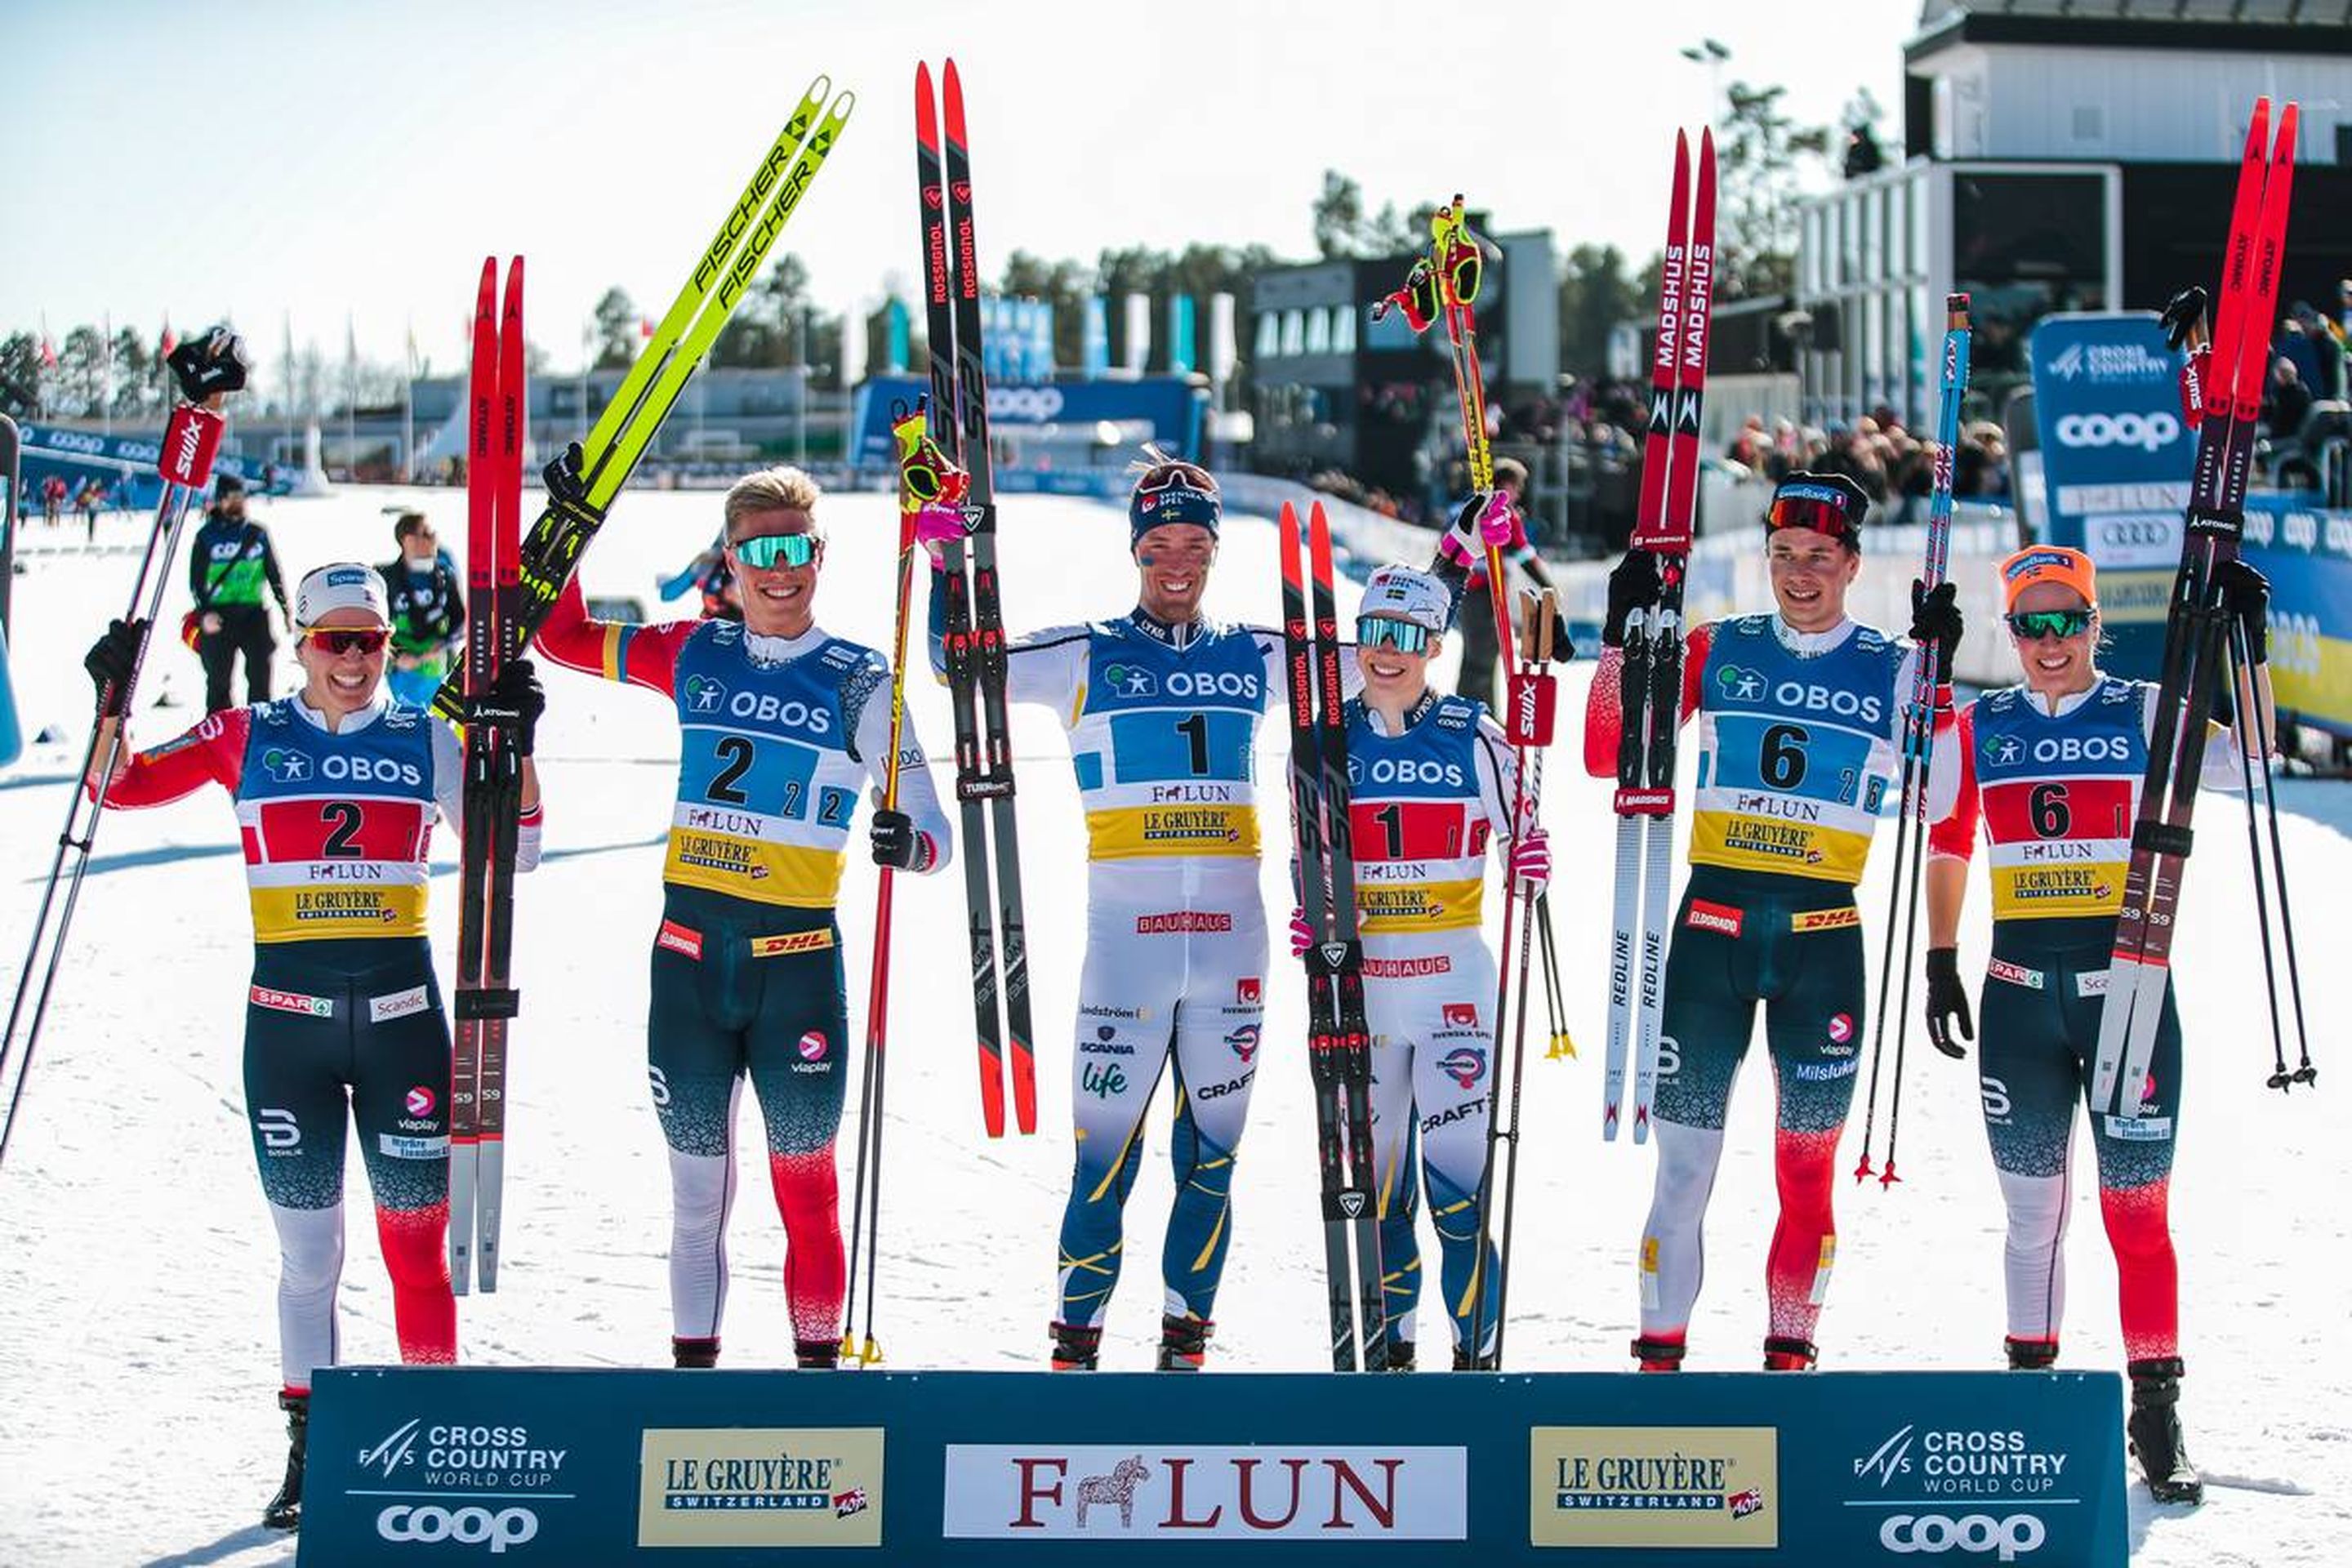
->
xmin=462 ymin=658 xmax=545 ymax=756
xmin=2215 ymin=559 xmax=2271 ymax=664
xmin=1925 ymin=946 xmax=1974 ymax=1059
xmin=869 ymin=808 xmax=934 ymax=872
xmin=541 ymin=441 xmax=608 ymax=532
xmin=911 ymin=503 xmax=965 ymax=569
xmin=1439 ymin=491 xmax=1516 ymax=569
xmin=1602 ymin=550 xmax=1662 ymax=648
xmin=1510 ymin=826 xmax=1552 ymax=891
xmin=84 ymin=617 xmax=146 ymax=716
xmin=1288 ymin=906 xmax=1313 ymax=960
xmin=1909 ymin=579 xmax=1963 ymax=685
xmin=166 ymin=326 xmax=251 ymax=403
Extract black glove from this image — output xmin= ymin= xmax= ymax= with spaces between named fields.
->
xmin=542 ymin=439 xmax=604 ymax=521
xmin=165 ymin=326 xmax=251 ymax=403
xmin=84 ymin=618 xmax=146 ymax=716
xmin=1909 ymin=578 xmax=1962 ymax=684
xmin=1925 ymin=947 xmax=1975 ymax=1060
xmin=463 ymin=657 xmax=545 ymax=756
xmin=870 ymin=808 xmax=930 ymax=871
xmin=2160 ymin=287 xmax=2208 ymax=352
xmin=2214 ymin=559 xmax=2270 ymax=664
xmin=1602 ymin=550 xmax=1662 ymax=648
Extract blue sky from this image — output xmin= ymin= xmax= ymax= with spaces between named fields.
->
xmin=4 ymin=0 xmax=1917 ymax=372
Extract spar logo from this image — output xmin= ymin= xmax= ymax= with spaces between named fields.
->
xmin=684 ymin=675 xmax=726 ymax=714
xmin=942 ymin=1445 xmax=1467 ymax=1539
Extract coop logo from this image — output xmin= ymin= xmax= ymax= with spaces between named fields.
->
xmin=1880 ymin=1512 xmax=2048 ymax=1561
xmin=1437 ymin=1046 xmax=1486 ymax=1089
xmin=991 ymin=385 xmax=1067 ymax=422
xmin=684 ymin=675 xmax=725 ymax=713
xmin=376 ymin=1504 xmax=539 ymax=1554
xmin=1105 ymin=663 xmax=1160 ymax=698
xmin=941 ymin=1445 xmax=1467 ymax=1539
xmin=2055 ymin=412 xmax=2179 ymax=452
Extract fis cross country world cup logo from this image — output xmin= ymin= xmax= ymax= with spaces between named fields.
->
xmin=261 ymin=747 xmax=311 ymax=783
xmin=1105 ymin=663 xmax=1159 ymax=698
xmin=1716 ymin=665 xmax=1766 ymax=702
xmin=1438 ymin=1046 xmax=1486 ymax=1089
xmin=684 ymin=675 xmax=727 ymax=714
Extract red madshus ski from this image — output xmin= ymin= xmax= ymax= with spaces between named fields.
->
xmin=2092 ymin=100 xmax=2296 ymax=1115
xmin=1601 ymin=129 xmax=1715 ymax=1143
xmin=450 ymin=256 xmax=527 ymax=1293
xmin=916 ymin=58 xmax=1034 ymax=1138
xmin=1281 ymin=499 xmax=1385 ymax=1372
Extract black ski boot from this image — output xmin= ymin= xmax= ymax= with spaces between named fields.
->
xmin=2127 ymin=1357 xmax=2204 ymax=1506
xmin=1157 ymin=1313 xmax=1214 ymax=1371
xmin=1050 ymin=1321 xmax=1102 ymax=1371
xmin=1632 ymin=1334 xmax=1687 ymax=1372
xmin=1762 ymin=1335 xmax=1819 ymax=1371
xmin=262 ymin=1391 xmax=308 ymax=1532
xmin=1451 ymin=1346 xmax=1499 ymax=1371
xmin=795 ymin=1339 xmax=842 ymax=1370
xmin=2006 ymin=1336 xmax=2059 ymax=1370
xmin=1383 ymin=1339 xmax=1418 ymax=1373
xmin=672 ymin=1335 xmax=720 ymax=1369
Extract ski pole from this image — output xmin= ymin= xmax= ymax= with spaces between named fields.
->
xmin=2227 ymin=622 xmax=2314 ymax=1089
xmin=1 ymin=332 xmax=247 ymax=1173
xmin=1538 ymin=892 xmax=1575 ymax=1060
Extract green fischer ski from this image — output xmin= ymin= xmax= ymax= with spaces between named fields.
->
xmin=430 ymin=76 xmax=854 ymax=721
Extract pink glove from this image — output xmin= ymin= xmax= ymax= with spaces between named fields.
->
xmin=1510 ymin=826 xmax=1551 ymax=891
xmin=1438 ymin=490 xmax=1514 ymax=568
xmin=1289 ymin=906 xmax=1312 ymax=959
xmin=912 ymin=503 xmax=964 ymax=568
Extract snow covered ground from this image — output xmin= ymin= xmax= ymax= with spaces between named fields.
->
xmin=1 ymin=483 xmax=2346 ymax=1565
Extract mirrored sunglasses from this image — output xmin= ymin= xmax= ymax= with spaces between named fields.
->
xmin=1356 ymin=616 xmax=1432 ymax=654
xmin=301 ymin=626 xmax=390 ymax=656
xmin=731 ymin=532 xmax=821 ymax=570
xmin=2005 ymin=608 xmax=2094 ymax=641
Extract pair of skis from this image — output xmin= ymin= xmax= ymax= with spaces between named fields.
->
xmin=1279 ymin=499 xmax=1385 ymax=1371
xmin=427 ymin=76 xmax=853 ymax=724
xmin=914 ymin=58 xmax=1035 ymax=1138
xmin=1603 ymin=129 xmax=1717 ymax=1143
xmin=1854 ymin=295 xmax=1973 ymax=1187
xmin=448 ymin=258 xmax=526 ymax=1294
xmin=2095 ymin=99 xmax=2313 ymax=1112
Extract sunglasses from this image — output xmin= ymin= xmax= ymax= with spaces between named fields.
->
xmin=1765 ymin=495 xmax=1857 ymax=542
xmin=1356 ymin=617 xmax=1432 ymax=654
xmin=301 ymin=626 xmax=390 ymax=656
xmin=730 ymin=532 xmax=821 ymax=570
xmin=2005 ymin=608 xmax=2094 ymax=640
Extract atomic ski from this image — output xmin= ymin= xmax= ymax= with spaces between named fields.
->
xmin=430 ymin=78 xmax=853 ymax=724
xmin=2093 ymin=100 xmax=2298 ymax=1115
xmin=450 ymin=256 xmax=527 ymax=1294
xmin=1281 ymin=499 xmax=1385 ymax=1371
xmin=1602 ymin=129 xmax=1715 ymax=1143
xmin=915 ymin=57 xmax=1034 ymax=1138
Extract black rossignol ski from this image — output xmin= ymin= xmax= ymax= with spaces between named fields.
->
xmin=0 ymin=328 xmax=248 ymax=1174
xmin=450 ymin=256 xmax=527 ymax=1293
xmin=1602 ymin=129 xmax=1715 ymax=1143
xmin=2093 ymin=100 xmax=2300 ymax=1114
xmin=1281 ymin=499 xmax=1385 ymax=1371
xmin=916 ymin=57 xmax=1034 ymax=1137
xmin=429 ymin=79 xmax=853 ymax=724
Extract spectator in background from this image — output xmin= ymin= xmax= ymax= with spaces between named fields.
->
xmin=1725 ymin=415 xmax=1770 ymax=477
xmin=189 ymin=474 xmax=292 ymax=711
xmin=2265 ymin=354 xmax=2312 ymax=443
xmin=2288 ymin=302 xmax=2346 ymax=402
xmin=380 ymin=514 xmax=466 ymax=708
xmin=1450 ymin=457 xmax=1561 ymax=710
xmin=1956 ymin=421 xmax=2011 ymax=500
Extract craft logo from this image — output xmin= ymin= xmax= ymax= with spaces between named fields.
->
xmin=1224 ymin=1023 xmax=1260 ymax=1063
xmin=1530 ymin=1427 xmax=1778 ymax=1548
xmin=942 ymin=1445 xmax=1467 ymax=1540
xmin=358 ymin=1419 xmax=569 ymax=1492
xmin=1441 ymin=1002 xmax=1479 ymax=1029
xmin=1105 ymin=662 xmax=1160 ymax=698
xmin=1236 ymin=977 xmax=1262 ymax=1005
xmin=1437 ymin=1046 xmax=1486 ymax=1089
xmin=1851 ymin=1423 xmax=2074 ymax=1501
xmin=638 ymin=1428 xmax=884 ymax=1548
xmin=405 ymin=1085 xmax=438 ymax=1118
xmin=684 ymin=675 xmax=726 ymax=714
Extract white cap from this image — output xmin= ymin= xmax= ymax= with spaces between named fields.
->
xmin=295 ymin=563 xmax=390 ymax=627
xmin=1360 ymin=564 xmax=1450 ymax=634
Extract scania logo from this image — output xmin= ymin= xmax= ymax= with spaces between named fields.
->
xmin=376 ymin=1503 xmax=539 ymax=1553
xmin=2054 ymin=412 xmax=2177 ymax=452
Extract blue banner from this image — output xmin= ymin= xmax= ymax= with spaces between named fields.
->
xmin=1083 ymin=297 xmax=1110 ymax=380
xmin=848 ymin=376 xmax=1203 ymax=474
xmin=17 ymin=421 xmax=270 ymax=512
xmin=2027 ymin=314 xmax=2196 ymax=679
xmin=300 ymin=1366 xmax=2127 ymax=1566
xmin=1169 ymin=294 xmax=1196 ymax=375
xmin=2244 ymin=493 xmax=2352 ymax=737
xmin=884 ymin=300 xmax=910 ymax=376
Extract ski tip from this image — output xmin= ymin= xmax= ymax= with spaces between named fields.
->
xmin=506 ymin=255 xmax=524 ymax=295
xmin=944 ymin=56 xmax=965 ymax=122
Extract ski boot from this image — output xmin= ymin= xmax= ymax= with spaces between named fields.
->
xmin=1383 ymin=1339 xmax=1418 ymax=1373
xmin=1762 ymin=1335 xmax=1819 ymax=1371
xmin=1632 ymin=1334 xmax=1687 ymax=1373
xmin=1452 ymin=1346 xmax=1499 ymax=1371
xmin=1157 ymin=1313 xmax=1214 ymax=1371
xmin=795 ymin=1339 xmax=842 ymax=1370
xmin=2006 ymin=1337 xmax=2060 ymax=1371
xmin=672 ymin=1336 xmax=720 ymax=1369
xmin=262 ymin=1390 xmax=308 ymax=1532
xmin=2127 ymin=1357 xmax=2204 ymax=1506
xmin=1050 ymin=1321 xmax=1102 ymax=1372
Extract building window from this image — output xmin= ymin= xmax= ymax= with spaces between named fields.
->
xmin=1282 ymin=310 xmax=1305 ymax=357
xmin=1334 ymin=305 xmax=1356 ymax=354
xmin=1306 ymin=307 xmax=1331 ymax=354
xmin=1256 ymin=310 xmax=1281 ymax=360
xmin=1803 ymin=207 xmax=1822 ymax=296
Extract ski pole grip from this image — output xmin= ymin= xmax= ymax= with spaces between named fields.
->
xmin=158 ymin=405 xmax=224 ymax=489
xmin=1506 ymin=670 xmax=1557 ymax=747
